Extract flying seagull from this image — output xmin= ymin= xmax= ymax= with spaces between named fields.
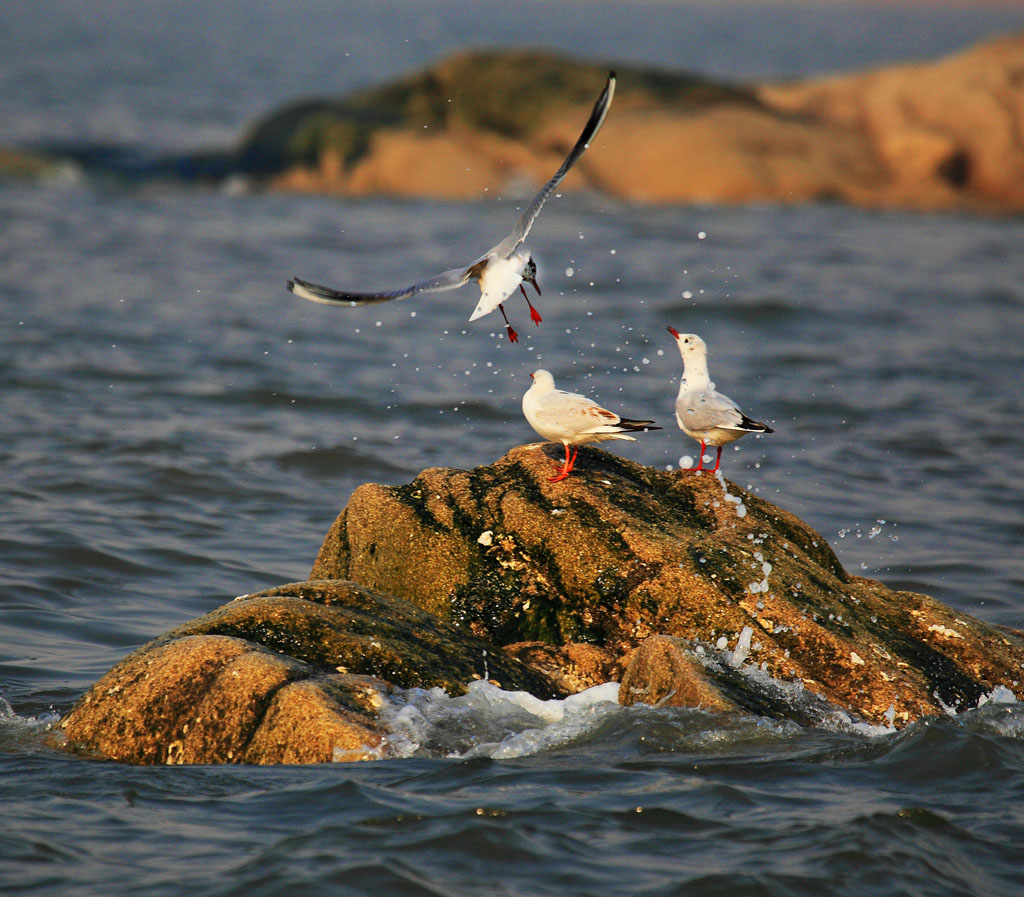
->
xmin=522 ymin=369 xmax=659 ymax=482
xmin=667 ymin=327 xmax=773 ymax=472
xmin=288 ymin=71 xmax=617 ymax=343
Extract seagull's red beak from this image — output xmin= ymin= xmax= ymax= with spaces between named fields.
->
xmin=532 ymin=277 xmax=541 ymax=296
xmin=667 ymin=325 xmax=680 ymax=339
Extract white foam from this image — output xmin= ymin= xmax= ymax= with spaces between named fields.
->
xmin=380 ymin=680 xmax=621 ymax=759
xmin=376 ymin=663 xmax=1024 ymax=760
xmin=964 ymin=690 xmax=1024 ymax=738
xmin=978 ymin=685 xmax=1018 ymax=706
xmin=0 ymin=695 xmax=60 ymax=732
xmin=728 ymin=626 xmax=754 ymax=668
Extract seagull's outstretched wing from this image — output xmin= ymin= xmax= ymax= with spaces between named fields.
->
xmin=288 ymin=73 xmax=614 ymax=310
xmin=288 ymin=265 xmax=473 ymax=306
xmin=493 ymin=71 xmax=616 ymax=258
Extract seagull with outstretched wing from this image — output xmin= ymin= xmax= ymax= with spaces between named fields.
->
xmin=288 ymin=71 xmax=616 ymax=344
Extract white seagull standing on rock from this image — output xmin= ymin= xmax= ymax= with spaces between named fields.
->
xmin=522 ymin=369 xmax=659 ymax=482
xmin=667 ymin=327 xmax=773 ymax=472
xmin=288 ymin=72 xmax=616 ymax=344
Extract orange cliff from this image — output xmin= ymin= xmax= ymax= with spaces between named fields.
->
xmin=241 ymin=35 xmax=1024 ymax=214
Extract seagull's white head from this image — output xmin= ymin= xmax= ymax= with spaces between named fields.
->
xmin=529 ymin=369 xmax=555 ymax=390
xmin=666 ymin=327 xmax=707 ymax=358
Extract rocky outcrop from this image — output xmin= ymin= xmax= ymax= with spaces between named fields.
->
xmin=234 ymin=37 xmax=1024 ymax=212
xmin=759 ymin=32 xmax=1024 ymax=211
xmin=60 ymin=446 xmax=1024 ymax=764
xmin=241 ymin=49 xmax=756 ymax=198
xmin=10 ymin=39 xmax=1020 ymax=210
xmin=312 ymin=445 xmax=1024 ymax=728
xmin=59 ymin=580 xmax=563 ymax=765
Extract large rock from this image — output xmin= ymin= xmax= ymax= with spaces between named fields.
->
xmin=233 ymin=37 xmax=1024 ymax=213
xmin=312 ymin=444 xmax=1024 ymax=727
xmin=759 ymin=33 xmax=1024 ymax=211
xmin=60 ymin=446 xmax=1024 ymax=764
xmin=59 ymin=580 xmax=563 ymax=765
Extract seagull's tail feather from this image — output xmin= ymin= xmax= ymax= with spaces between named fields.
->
xmin=616 ymin=418 xmax=662 ymax=433
xmin=468 ymin=299 xmax=491 ymax=322
xmin=738 ymin=414 xmax=773 ymax=434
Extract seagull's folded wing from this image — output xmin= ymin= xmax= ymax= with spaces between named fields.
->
xmin=677 ymin=392 xmax=749 ymax=432
xmin=536 ymin=394 xmax=628 ymax=436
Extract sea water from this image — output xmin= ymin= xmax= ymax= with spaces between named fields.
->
xmin=4 ymin=2 xmax=1024 ymax=895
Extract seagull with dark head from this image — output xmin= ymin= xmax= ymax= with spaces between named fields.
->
xmin=287 ymin=71 xmax=616 ymax=344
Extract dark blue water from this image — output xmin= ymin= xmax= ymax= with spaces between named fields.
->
xmin=4 ymin=3 xmax=1024 ymax=895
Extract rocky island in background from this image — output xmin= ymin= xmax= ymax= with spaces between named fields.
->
xmin=229 ymin=33 xmax=1024 ymax=213
xmin=5 ymin=33 xmax=1023 ymax=213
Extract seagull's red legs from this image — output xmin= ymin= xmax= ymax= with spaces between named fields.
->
xmin=686 ymin=441 xmax=708 ymax=471
xmin=498 ymin=303 xmax=519 ymax=343
xmin=520 ymin=283 xmax=543 ymax=325
xmin=549 ymin=444 xmax=579 ymax=482
xmin=685 ymin=443 xmax=722 ymax=472
xmin=711 ymin=446 xmax=723 ymax=472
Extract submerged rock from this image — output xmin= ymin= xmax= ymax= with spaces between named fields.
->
xmin=0 ymin=147 xmax=76 ymax=181
xmin=618 ymin=635 xmax=738 ymax=713
xmin=61 ymin=447 xmax=1024 ymax=764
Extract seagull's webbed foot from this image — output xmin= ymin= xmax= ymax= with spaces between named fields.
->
xmin=519 ymin=284 xmax=543 ymax=325
xmin=548 ymin=445 xmax=578 ymax=482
